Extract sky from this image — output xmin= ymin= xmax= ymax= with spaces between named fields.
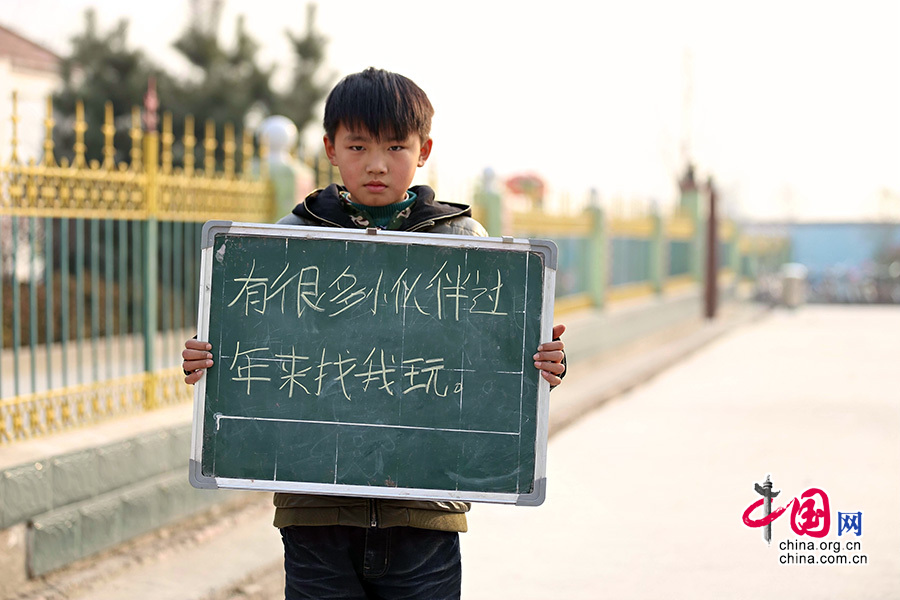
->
xmin=3 ymin=0 xmax=900 ymax=221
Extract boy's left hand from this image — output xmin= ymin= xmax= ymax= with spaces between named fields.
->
xmin=534 ymin=323 xmax=566 ymax=387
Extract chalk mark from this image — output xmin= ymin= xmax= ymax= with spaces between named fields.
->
xmin=215 ymin=414 xmax=519 ymax=436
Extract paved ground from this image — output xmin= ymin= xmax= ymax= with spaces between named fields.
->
xmin=31 ymin=301 xmax=759 ymax=600
xmin=18 ymin=303 xmax=899 ymax=600
xmin=461 ymin=305 xmax=900 ymax=599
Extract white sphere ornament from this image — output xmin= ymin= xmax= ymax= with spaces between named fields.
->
xmin=258 ymin=116 xmax=299 ymax=159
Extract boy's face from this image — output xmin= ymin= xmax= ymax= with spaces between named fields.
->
xmin=324 ymin=124 xmax=432 ymax=207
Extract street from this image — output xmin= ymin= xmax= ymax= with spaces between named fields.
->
xmin=21 ymin=305 xmax=898 ymax=600
xmin=461 ymin=306 xmax=900 ymax=599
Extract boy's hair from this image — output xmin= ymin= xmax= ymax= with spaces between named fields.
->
xmin=323 ymin=68 xmax=434 ymax=143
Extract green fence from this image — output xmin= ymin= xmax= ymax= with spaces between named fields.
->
xmin=1 ymin=95 xmax=790 ymax=445
xmin=668 ymin=240 xmax=692 ymax=277
xmin=610 ymin=237 xmax=652 ymax=286
xmin=474 ymin=188 xmax=785 ymax=311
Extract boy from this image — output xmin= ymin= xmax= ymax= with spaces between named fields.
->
xmin=183 ymin=68 xmax=566 ymax=599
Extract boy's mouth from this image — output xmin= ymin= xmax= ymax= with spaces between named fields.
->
xmin=364 ymin=182 xmax=388 ymax=192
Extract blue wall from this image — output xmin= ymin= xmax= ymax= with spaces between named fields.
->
xmin=788 ymin=223 xmax=900 ymax=275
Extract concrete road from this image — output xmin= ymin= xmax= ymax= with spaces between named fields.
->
xmin=461 ymin=306 xmax=900 ymax=599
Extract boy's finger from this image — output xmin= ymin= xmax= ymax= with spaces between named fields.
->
xmin=541 ymin=370 xmax=563 ymax=386
xmin=533 ymin=360 xmax=565 ymax=375
xmin=533 ymin=350 xmax=564 ymax=363
xmin=185 ymin=339 xmax=212 ymax=351
xmin=183 ymin=359 xmax=213 ymax=372
xmin=182 ymin=348 xmax=213 ymax=361
xmin=536 ymin=340 xmax=564 ymax=352
xmin=184 ymin=370 xmax=205 ymax=385
xmin=551 ymin=323 xmax=566 ymax=339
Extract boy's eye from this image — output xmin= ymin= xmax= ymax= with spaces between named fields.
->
xmin=388 ymin=145 xmax=404 ymax=151
xmin=349 ymin=146 xmax=364 ymax=151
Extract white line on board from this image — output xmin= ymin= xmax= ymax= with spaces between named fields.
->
xmin=213 ymin=413 xmax=519 ymax=436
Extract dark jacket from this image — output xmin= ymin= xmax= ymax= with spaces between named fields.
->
xmin=273 ymin=184 xmax=486 ymax=532
xmin=277 ymin=183 xmax=488 ymax=237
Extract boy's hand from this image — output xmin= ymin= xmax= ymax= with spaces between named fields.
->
xmin=534 ymin=323 xmax=566 ymax=387
xmin=183 ymin=338 xmax=214 ymax=385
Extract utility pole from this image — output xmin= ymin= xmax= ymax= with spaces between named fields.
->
xmin=705 ymin=177 xmax=718 ymax=319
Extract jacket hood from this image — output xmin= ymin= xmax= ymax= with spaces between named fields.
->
xmin=292 ymin=184 xmax=473 ymax=231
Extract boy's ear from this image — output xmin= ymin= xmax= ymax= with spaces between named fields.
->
xmin=417 ymin=138 xmax=433 ymax=167
xmin=323 ymin=135 xmax=338 ymax=165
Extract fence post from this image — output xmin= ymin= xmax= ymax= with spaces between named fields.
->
xmin=689 ymin=191 xmax=705 ymax=283
xmin=473 ymin=170 xmax=503 ymax=237
xmin=729 ymin=223 xmax=741 ymax=291
xmin=677 ymin=166 xmax=704 ymax=283
xmin=731 ymin=229 xmax=741 ymax=274
xmin=650 ymin=207 xmax=663 ymax=295
xmin=704 ymin=177 xmax=718 ymax=319
xmin=143 ymin=130 xmax=159 ymax=409
xmin=587 ymin=205 xmax=607 ymax=309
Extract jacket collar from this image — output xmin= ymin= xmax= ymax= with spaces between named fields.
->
xmin=292 ymin=184 xmax=472 ymax=231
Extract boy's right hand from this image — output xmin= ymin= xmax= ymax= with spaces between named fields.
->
xmin=183 ymin=339 xmax=214 ymax=385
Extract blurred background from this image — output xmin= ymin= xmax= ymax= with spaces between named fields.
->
xmin=0 ymin=1 xmax=898 ymax=598
xmin=2 ymin=0 xmax=899 ymax=300
xmin=4 ymin=0 xmax=900 ymax=217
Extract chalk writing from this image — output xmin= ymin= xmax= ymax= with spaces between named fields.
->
xmin=228 ymin=261 xmax=298 ymax=316
xmin=470 ymin=269 xmax=507 ymax=316
xmin=223 ymin=343 xmax=466 ymax=400
xmin=229 ymin=341 xmax=272 ymax=394
xmin=403 ymin=358 xmax=448 ymax=397
xmin=298 ymin=266 xmax=325 ymax=314
xmin=274 ymin=346 xmax=312 ymax=398
xmin=356 ymin=348 xmax=398 ymax=395
xmin=326 ymin=266 xmax=369 ymax=317
xmin=226 ymin=261 xmax=510 ymax=321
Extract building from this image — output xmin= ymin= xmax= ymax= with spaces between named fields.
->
xmin=0 ymin=23 xmax=61 ymax=163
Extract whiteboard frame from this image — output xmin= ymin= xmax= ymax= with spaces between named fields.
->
xmin=189 ymin=220 xmax=557 ymax=506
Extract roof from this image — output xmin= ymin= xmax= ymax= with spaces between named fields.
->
xmin=0 ymin=23 xmax=60 ymax=73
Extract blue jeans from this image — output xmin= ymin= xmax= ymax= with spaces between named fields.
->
xmin=280 ymin=525 xmax=461 ymax=600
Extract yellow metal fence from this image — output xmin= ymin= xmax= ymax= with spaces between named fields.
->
xmin=0 ymin=94 xmax=790 ymax=445
xmin=0 ymin=95 xmax=272 ymax=443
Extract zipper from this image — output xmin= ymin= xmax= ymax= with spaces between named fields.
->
xmin=407 ymin=207 xmax=468 ymax=232
xmin=303 ymin=204 xmax=344 ymax=229
xmin=369 ymin=499 xmax=378 ymax=528
xmin=408 ymin=220 xmax=436 ymax=232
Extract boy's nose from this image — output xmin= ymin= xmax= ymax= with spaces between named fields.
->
xmin=366 ymin=155 xmax=387 ymax=174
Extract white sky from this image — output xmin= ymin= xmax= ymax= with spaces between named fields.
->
xmin=3 ymin=0 xmax=900 ymax=220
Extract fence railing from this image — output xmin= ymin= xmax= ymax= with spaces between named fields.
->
xmin=1 ymin=94 xmax=790 ymax=445
xmin=0 ymin=94 xmax=272 ymax=444
xmin=473 ymin=185 xmax=790 ymax=313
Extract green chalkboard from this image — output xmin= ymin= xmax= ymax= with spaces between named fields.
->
xmin=189 ymin=221 xmax=557 ymax=505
